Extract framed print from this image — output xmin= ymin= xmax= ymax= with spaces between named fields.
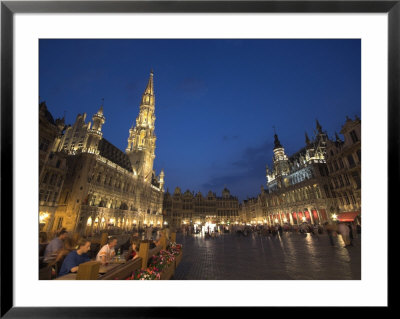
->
xmin=1 ymin=0 xmax=396 ymax=317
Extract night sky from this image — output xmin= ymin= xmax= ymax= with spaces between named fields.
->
xmin=39 ymin=39 xmax=361 ymax=201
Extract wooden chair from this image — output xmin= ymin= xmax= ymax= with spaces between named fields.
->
xmin=75 ymin=261 xmax=100 ymax=280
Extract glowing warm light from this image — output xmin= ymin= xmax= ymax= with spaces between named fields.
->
xmin=94 ymin=217 xmax=99 ymax=223
xmin=157 ymin=221 xmax=161 ymax=224
xmin=150 ymin=220 xmax=154 ymax=225
xmin=133 ymin=220 xmax=137 ymax=224
xmin=332 ymin=214 xmax=337 ymax=220
xmin=101 ymin=217 xmax=105 ymax=223
xmin=221 ymin=221 xmax=225 ymax=224
xmin=274 ymin=219 xmax=279 ymax=223
xmin=302 ymin=217 xmax=306 ymax=222
xmin=109 ymin=218 xmax=115 ymax=224
xmin=283 ymin=218 xmax=288 ymax=223
xmin=39 ymin=213 xmax=49 ymax=223
xmin=87 ymin=217 xmax=92 ymax=226
xmin=164 ymin=221 xmax=168 ymax=225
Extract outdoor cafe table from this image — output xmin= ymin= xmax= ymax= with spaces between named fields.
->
xmin=98 ymin=258 xmax=126 ymax=274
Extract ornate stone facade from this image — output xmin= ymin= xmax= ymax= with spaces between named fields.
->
xmin=325 ymin=116 xmax=361 ymax=217
xmin=163 ymin=187 xmax=240 ymax=229
xmin=241 ymin=121 xmax=335 ymax=225
xmin=40 ymin=72 xmax=165 ymax=234
xmin=39 ymin=102 xmax=67 ymax=231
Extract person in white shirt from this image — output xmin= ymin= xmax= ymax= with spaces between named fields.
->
xmin=96 ymin=237 xmax=117 ymax=264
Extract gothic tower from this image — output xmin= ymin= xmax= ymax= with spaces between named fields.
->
xmin=126 ymin=71 xmax=157 ymax=182
xmin=85 ymin=103 xmax=105 ymax=154
xmin=272 ymin=133 xmax=290 ymax=188
xmin=314 ymin=119 xmax=327 ymax=160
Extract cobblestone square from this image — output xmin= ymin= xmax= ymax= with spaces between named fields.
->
xmin=173 ymin=232 xmax=361 ymax=280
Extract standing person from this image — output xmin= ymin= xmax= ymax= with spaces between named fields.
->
xmin=324 ymin=222 xmax=335 ymax=246
xmin=337 ymin=222 xmax=351 ymax=247
xmin=58 ymin=239 xmax=91 ymax=277
xmin=44 ymin=229 xmax=68 ymax=262
xmin=278 ymin=224 xmax=283 ymax=236
xmin=96 ymin=237 xmax=117 ymax=265
xmin=348 ymin=223 xmax=354 ymax=246
xmin=146 ymin=226 xmax=153 ymax=240
xmin=351 ymin=222 xmax=358 ymax=239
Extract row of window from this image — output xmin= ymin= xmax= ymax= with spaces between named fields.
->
xmin=328 ymin=150 xmax=361 ymax=173
xmin=41 ymin=171 xmax=63 ymax=187
xmin=39 ymin=189 xmax=59 ymax=203
xmin=94 ymin=173 xmax=134 ymax=192
xmin=264 ymin=187 xmax=322 ymax=207
xmin=337 ymin=191 xmax=358 ymax=206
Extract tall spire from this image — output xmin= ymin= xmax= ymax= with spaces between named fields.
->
xmin=98 ymin=98 xmax=104 ymax=115
xmin=273 ymin=133 xmax=282 ymax=149
xmin=316 ymin=119 xmax=322 ymax=133
xmin=141 ymin=70 xmax=154 ymax=105
xmin=126 ymin=72 xmax=157 ymax=182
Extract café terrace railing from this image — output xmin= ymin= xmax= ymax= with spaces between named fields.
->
xmin=56 ymin=231 xmax=182 ymax=280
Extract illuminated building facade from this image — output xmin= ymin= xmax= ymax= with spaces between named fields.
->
xmin=240 ymin=121 xmax=334 ymax=225
xmin=39 ymin=102 xmax=68 ymax=231
xmin=163 ymin=187 xmax=240 ymax=229
xmin=325 ymin=116 xmax=361 ymax=220
xmin=40 ymin=72 xmax=165 ymax=234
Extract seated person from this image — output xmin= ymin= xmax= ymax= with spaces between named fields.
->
xmin=58 ymin=239 xmax=91 ymax=277
xmin=44 ymin=229 xmax=68 ymax=262
xmin=39 ymin=232 xmax=48 ymax=257
xmin=55 ymin=237 xmax=75 ymax=263
xmin=126 ymin=237 xmax=140 ymax=261
xmin=96 ymin=237 xmax=117 ymax=265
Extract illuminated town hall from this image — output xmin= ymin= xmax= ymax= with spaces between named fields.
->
xmin=39 ymin=72 xmax=165 ymax=234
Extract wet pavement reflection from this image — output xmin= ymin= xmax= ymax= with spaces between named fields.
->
xmin=173 ymin=232 xmax=361 ymax=280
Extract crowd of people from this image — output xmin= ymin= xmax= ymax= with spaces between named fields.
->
xmin=39 ymin=226 xmax=165 ymax=279
xmin=178 ymin=220 xmax=360 ymax=248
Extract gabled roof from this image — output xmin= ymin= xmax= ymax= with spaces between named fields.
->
xmin=98 ymin=138 xmax=132 ymax=172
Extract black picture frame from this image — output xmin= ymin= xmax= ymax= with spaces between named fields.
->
xmin=1 ymin=0 xmax=395 ymax=317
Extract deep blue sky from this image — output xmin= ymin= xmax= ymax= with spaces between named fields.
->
xmin=39 ymin=39 xmax=360 ymax=201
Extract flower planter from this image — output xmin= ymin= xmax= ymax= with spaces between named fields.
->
xmin=160 ymin=262 xmax=175 ymax=280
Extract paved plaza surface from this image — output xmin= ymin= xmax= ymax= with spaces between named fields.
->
xmin=173 ymin=232 xmax=361 ymax=280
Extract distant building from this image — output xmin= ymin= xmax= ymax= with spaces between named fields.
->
xmin=240 ymin=120 xmax=336 ymax=225
xmin=325 ymin=116 xmax=361 ymax=222
xmin=163 ymin=187 xmax=240 ymax=229
xmin=39 ymin=102 xmax=67 ymax=231
xmin=39 ymin=72 xmax=165 ymax=234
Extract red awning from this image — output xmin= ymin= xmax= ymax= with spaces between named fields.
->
xmin=337 ymin=211 xmax=360 ymax=222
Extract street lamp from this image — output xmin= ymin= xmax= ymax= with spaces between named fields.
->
xmin=332 ymin=214 xmax=337 ymax=221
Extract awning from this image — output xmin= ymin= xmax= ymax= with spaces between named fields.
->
xmin=337 ymin=211 xmax=360 ymax=222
